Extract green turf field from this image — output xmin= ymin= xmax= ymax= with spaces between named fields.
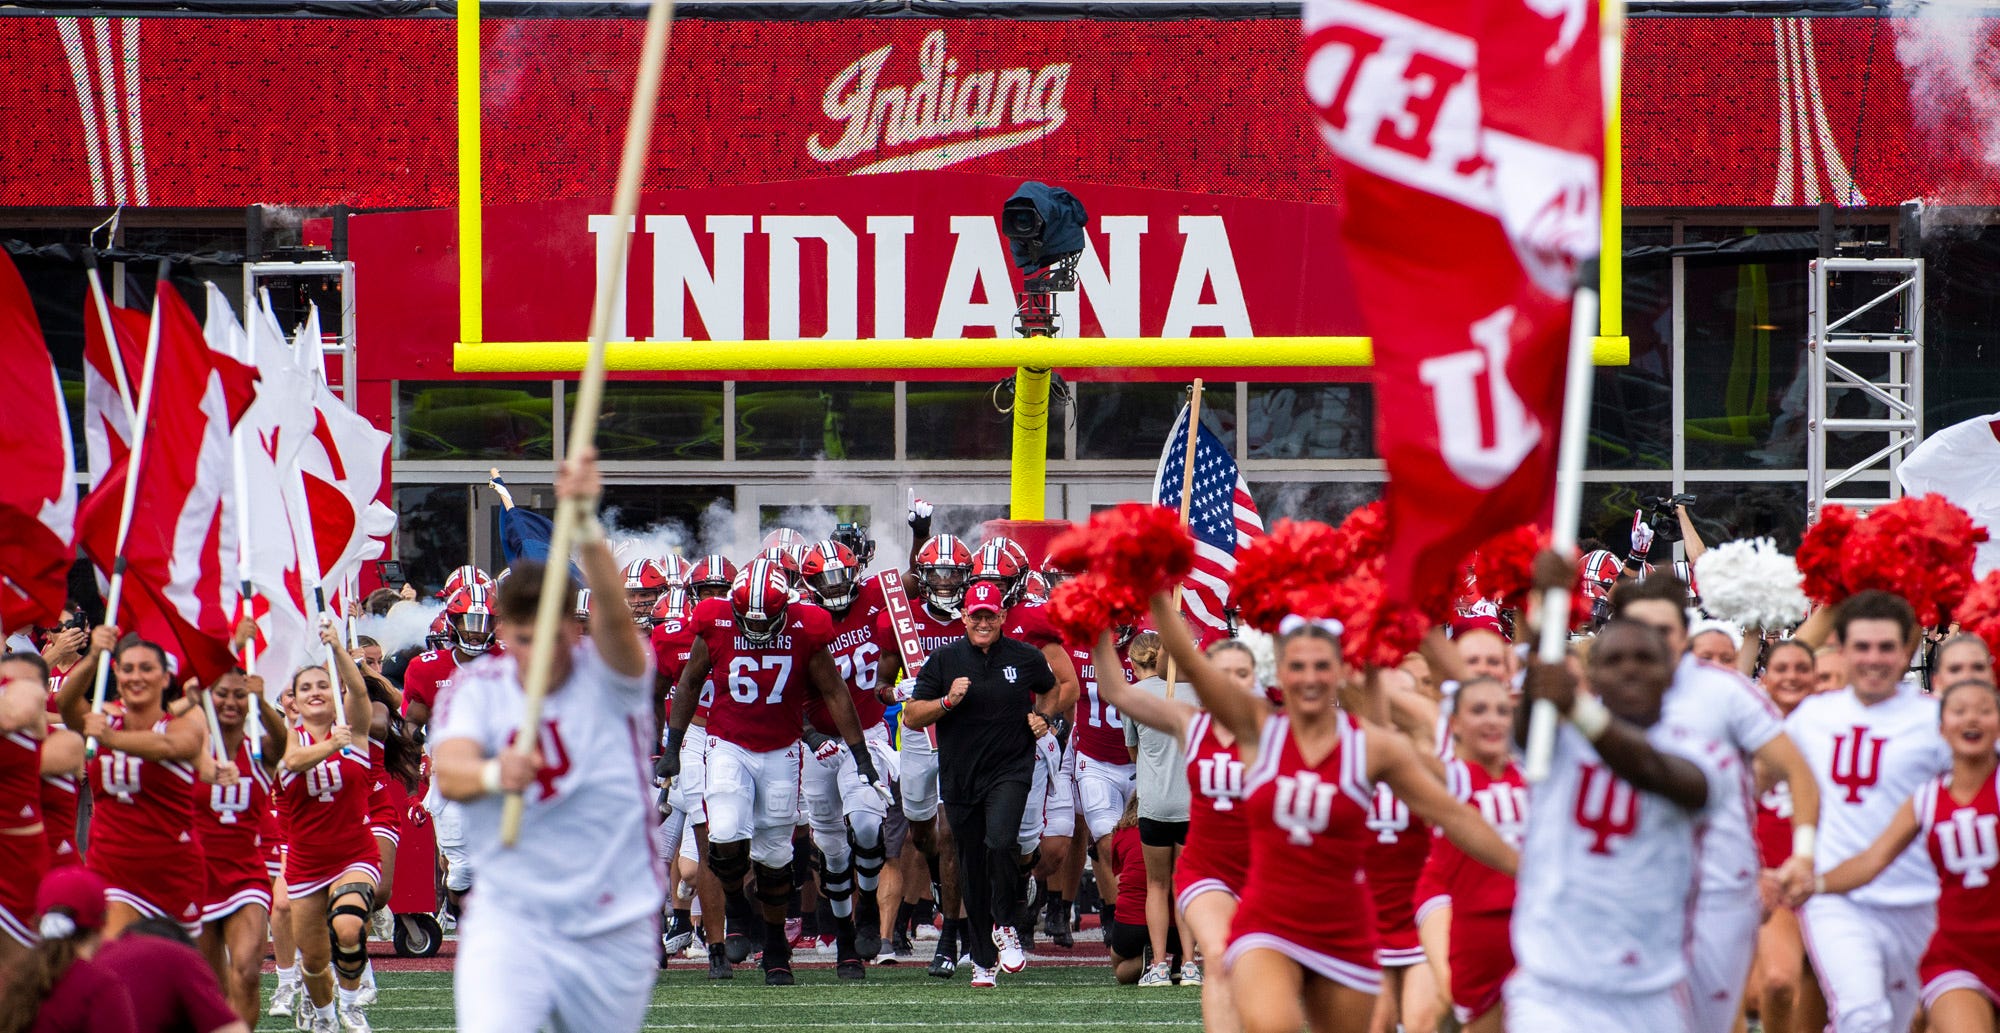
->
xmin=262 ymin=965 xmax=1204 ymax=1031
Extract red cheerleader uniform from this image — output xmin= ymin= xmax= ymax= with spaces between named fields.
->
xmin=1176 ymin=711 xmax=1251 ymax=914
xmin=278 ymin=728 xmax=380 ymax=897
xmin=196 ymin=737 xmax=273 ymax=922
xmin=0 ymin=728 xmax=48 ymax=947
xmin=1226 ymin=713 xmax=1380 ymax=994
xmin=40 ymin=772 xmax=79 ymax=870
xmin=367 ymin=733 xmax=406 ymax=846
xmin=1756 ymin=780 xmax=1794 ymax=869
xmin=1917 ymin=770 xmax=2000 ymax=1012
xmin=1418 ymin=757 xmax=1528 ymax=1023
xmin=1366 ymin=782 xmax=1431 ymax=968
xmin=87 ymin=713 xmax=205 ymax=929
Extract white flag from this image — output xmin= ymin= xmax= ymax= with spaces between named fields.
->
xmin=1899 ymin=411 xmax=2000 ymax=578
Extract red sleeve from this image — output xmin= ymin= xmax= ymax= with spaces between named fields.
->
xmin=401 ymin=655 xmax=438 ymax=715
xmin=801 ymin=606 xmax=836 ymax=653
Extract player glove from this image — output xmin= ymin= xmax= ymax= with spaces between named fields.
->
xmin=850 ymin=745 xmax=893 ymax=805
xmin=656 ymin=728 xmax=685 ymax=784
xmin=804 ymin=729 xmax=843 ymax=767
xmin=907 ymin=491 xmax=933 ymax=543
xmin=1626 ymin=509 xmax=1655 ymax=572
xmin=889 ymin=678 xmax=918 ymax=703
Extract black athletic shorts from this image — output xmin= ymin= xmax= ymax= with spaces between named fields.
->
xmin=1138 ymin=818 xmax=1188 ymax=848
xmin=1107 ymin=918 xmax=1182 ymax=961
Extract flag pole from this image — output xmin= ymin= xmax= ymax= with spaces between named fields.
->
xmin=83 ymin=253 xmax=137 ymax=426
xmin=1161 ymin=381 xmax=1203 ymax=700
xmin=227 ymin=298 xmax=266 ymax=763
xmin=85 ymin=261 xmax=169 ymax=760
xmin=501 ymin=0 xmax=678 ymax=846
xmin=1525 ymin=0 xmax=1623 ymax=784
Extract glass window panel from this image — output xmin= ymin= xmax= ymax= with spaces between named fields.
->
xmin=594 ymin=382 xmax=724 ymax=460
xmin=1078 ymin=383 xmax=1233 ymax=461
xmin=1246 ymin=383 xmax=1373 ymax=460
xmin=397 ymin=381 xmax=553 ymax=461
xmin=906 ymin=382 xmax=1064 ymax=461
xmin=1680 ymin=251 xmax=1810 ymax=469
xmin=1576 ymin=482 xmax=1672 ymax=557
xmin=1914 ymin=225 xmax=2000 ymax=431
xmin=735 ymin=383 xmax=894 ymax=461
xmin=1244 ymin=481 xmax=1381 ymax=525
xmin=929 ymin=504 xmax=1010 ymax=542
xmin=392 ymin=485 xmax=470 ymax=597
xmin=1679 ymin=480 xmax=1811 ymax=554
xmin=1592 ymin=226 xmax=1674 ymax=471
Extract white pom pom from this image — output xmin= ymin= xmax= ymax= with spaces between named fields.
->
xmin=1694 ymin=538 xmax=1811 ymax=629
xmin=1233 ymin=626 xmax=1278 ymax=690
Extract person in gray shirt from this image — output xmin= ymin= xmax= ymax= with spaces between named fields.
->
xmin=1099 ymin=631 xmax=1192 ymax=986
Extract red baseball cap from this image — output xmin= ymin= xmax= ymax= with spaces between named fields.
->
xmin=35 ymin=866 xmax=107 ymax=935
xmin=965 ymin=581 xmax=1006 ymax=616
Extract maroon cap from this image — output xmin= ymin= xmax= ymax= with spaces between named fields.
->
xmin=36 ymin=866 xmax=107 ymax=933
xmin=1450 ymin=614 xmax=1508 ymax=641
xmin=965 ymin=581 xmax=1006 ymax=616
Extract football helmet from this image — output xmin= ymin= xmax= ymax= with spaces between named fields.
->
xmin=658 ymin=554 xmax=692 ymax=587
xmin=1579 ymin=550 xmax=1622 ymax=602
xmin=800 ymin=539 xmax=864 ymax=611
xmin=1041 ymin=557 xmax=1077 ymax=591
xmin=622 ymin=558 xmax=672 ymax=624
xmin=445 ymin=585 xmax=496 ymax=656
xmin=1671 ymin=559 xmax=1700 ymax=603
xmin=969 ymin=538 xmax=1029 ymax=607
xmin=575 ymin=589 xmax=592 ymax=620
xmin=650 ymin=586 xmax=691 ymax=625
xmin=1021 ymin=569 xmax=1051 ymax=604
xmin=686 ymin=555 xmax=739 ymax=601
xmin=759 ymin=544 xmax=804 ymax=588
xmin=731 ymin=558 xmax=791 ymax=647
xmin=915 ymin=534 xmax=973 ymax=615
xmin=440 ymin=564 xmax=494 ymax=600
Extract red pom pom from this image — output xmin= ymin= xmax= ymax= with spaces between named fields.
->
xmin=1959 ymin=572 xmax=2000 ymax=656
xmin=1046 ymin=572 xmax=1145 ymax=649
xmin=1042 ymin=503 xmax=1193 ymax=600
xmin=1799 ymin=496 xmax=1989 ymax=626
xmin=1796 ymin=505 xmax=1857 ymax=607
xmin=1231 ymin=520 xmax=1348 ymax=633
xmin=1332 ymin=502 xmax=1391 ymax=562
xmin=1471 ymin=524 xmax=1544 ymax=613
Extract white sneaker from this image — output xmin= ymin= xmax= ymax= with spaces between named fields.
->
xmin=1137 ymin=961 xmax=1174 ymax=987
xmin=307 ymin=1007 xmax=338 ymax=1033
xmin=1180 ymin=961 xmax=1202 ymax=986
xmin=369 ymin=907 xmax=393 ymax=941
xmin=339 ymin=1002 xmax=373 ymax=1033
xmin=992 ymin=925 xmax=1026 ymax=973
xmin=970 ymin=964 xmax=998 ymax=988
xmin=269 ymin=982 xmax=301 ymax=1017
xmin=438 ymin=909 xmax=457 ymax=932
xmin=355 ymin=966 xmax=378 ymax=1007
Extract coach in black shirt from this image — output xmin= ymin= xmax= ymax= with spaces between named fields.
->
xmin=904 ymin=580 xmax=1058 ymax=978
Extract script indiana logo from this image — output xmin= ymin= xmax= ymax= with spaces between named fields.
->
xmin=808 ymin=30 xmax=1071 ymax=175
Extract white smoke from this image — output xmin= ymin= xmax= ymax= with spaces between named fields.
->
xmin=1891 ymin=0 xmax=2000 ymax=198
xmin=355 ymin=599 xmax=443 ymax=657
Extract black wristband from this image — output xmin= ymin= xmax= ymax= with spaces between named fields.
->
xmin=666 ymin=726 xmax=686 ymax=753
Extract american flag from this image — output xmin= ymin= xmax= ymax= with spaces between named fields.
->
xmin=1153 ymin=402 xmax=1263 ymax=633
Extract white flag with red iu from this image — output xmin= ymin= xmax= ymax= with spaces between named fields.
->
xmin=0 ymin=252 xmax=77 ymax=630
xmin=1303 ymin=0 xmax=1603 ymax=599
xmin=205 ymin=283 xmax=315 ymax=678
xmin=290 ymin=305 xmax=395 ymax=592
xmin=77 ymin=279 xmax=258 ymax=682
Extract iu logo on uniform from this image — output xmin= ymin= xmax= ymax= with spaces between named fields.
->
xmin=1474 ymin=783 xmax=1530 ymax=846
xmin=101 ymin=755 xmax=143 ymax=802
xmin=1197 ymin=754 xmax=1244 ymax=810
xmin=1367 ymin=783 xmax=1410 ymax=844
xmin=1936 ymin=808 xmax=2000 ymax=889
xmin=210 ymin=782 xmax=252 ymax=824
xmin=1572 ymin=764 xmax=1639 ymax=855
xmin=1274 ymin=771 xmax=1337 ymax=846
xmin=305 ymin=760 xmax=345 ymax=803
xmin=1830 ymin=726 xmax=1887 ymax=804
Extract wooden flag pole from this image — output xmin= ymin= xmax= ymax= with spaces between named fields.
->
xmin=1161 ymin=381 xmax=1203 ymax=700
xmin=85 ymin=261 xmax=168 ymax=760
xmin=501 ymin=0 xmax=678 ymax=846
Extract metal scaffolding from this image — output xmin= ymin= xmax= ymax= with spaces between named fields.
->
xmin=1806 ymin=257 xmax=1924 ymax=523
xmin=243 ymin=259 xmax=358 ymax=405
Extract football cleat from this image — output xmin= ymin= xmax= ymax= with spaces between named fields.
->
xmin=338 ymin=1003 xmax=373 ymax=1033
xmin=837 ymin=957 xmax=866 ymax=981
xmin=927 ymin=951 xmax=957 ymax=979
xmin=662 ymin=916 xmax=696 ymax=956
xmin=992 ymin=926 xmax=1027 ymax=974
xmin=707 ymin=942 xmax=733 ymax=980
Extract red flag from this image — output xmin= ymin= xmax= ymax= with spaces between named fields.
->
xmin=1303 ymin=0 xmax=1602 ymax=599
xmin=0 ymin=253 xmax=77 ymax=630
xmin=81 ymin=284 xmax=151 ymax=488
xmin=77 ymin=281 xmax=258 ymax=682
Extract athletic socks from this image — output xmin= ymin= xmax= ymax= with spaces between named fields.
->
xmin=337 ymin=986 xmax=358 ymax=1009
xmin=935 ymin=916 xmax=960 ymax=959
xmin=895 ymin=900 xmax=916 ymax=938
xmin=276 ymin=965 xmax=300 ymax=988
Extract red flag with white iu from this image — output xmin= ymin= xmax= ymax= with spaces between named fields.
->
xmin=0 ymin=253 xmax=77 ymax=630
xmin=1303 ymin=0 xmax=1603 ymax=600
xmin=77 ymin=279 xmax=258 ymax=682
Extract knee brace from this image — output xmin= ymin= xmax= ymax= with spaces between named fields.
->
xmin=753 ymin=862 xmax=794 ymax=912
xmin=328 ymin=883 xmax=376 ymax=980
xmin=848 ymin=817 xmax=885 ymax=889
xmin=708 ymin=839 xmax=751 ymax=887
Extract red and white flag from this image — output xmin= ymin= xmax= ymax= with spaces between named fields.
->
xmin=77 ymin=279 xmax=258 ymax=682
xmin=1304 ymin=0 xmax=1602 ymax=599
xmin=290 ymin=306 xmax=394 ymax=591
xmin=82 ymin=281 xmax=151 ymax=487
xmin=0 ymin=253 xmax=77 ymax=630
xmin=1898 ymin=412 xmax=2000 ymax=578
xmin=206 ymin=283 xmax=316 ymax=678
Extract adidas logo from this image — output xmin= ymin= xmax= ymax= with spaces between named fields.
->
xmin=16 ymin=805 xmax=30 ymax=819
xmin=791 ymin=621 xmax=806 ymax=629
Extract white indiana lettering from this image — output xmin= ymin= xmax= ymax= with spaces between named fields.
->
xmin=1418 ymin=306 xmax=1542 ymax=489
xmin=1936 ymin=807 xmax=2000 ymax=889
xmin=806 ymin=30 xmax=1070 ymax=174
xmin=592 ymin=213 xmax=1251 ymax=342
xmin=305 ymin=759 xmax=344 ymax=803
xmin=1274 ymin=771 xmax=1337 ymax=846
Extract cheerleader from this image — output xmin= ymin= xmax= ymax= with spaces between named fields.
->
xmin=1092 ymin=632 xmax=1263 ymax=1033
xmin=0 ymin=653 xmax=50 ymax=970
xmin=267 ymin=677 xmax=305 ymax=1021
xmin=1751 ymin=640 xmax=1827 ymax=1033
xmin=56 ymin=627 xmax=208 ymax=937
xmin=355 ymin=650 xmax=420 ymax=1006
xmin=193 ymin=669 xmax=285 ymax=1027
xmin=1932 ymin=634 xmax=1994 ymax=689
xmin=279 ymin=623 xmax=380 ymax=1033
xmin=1151 ymin=594 xmax=1519 ymax=1033
xmin=1816 ymin=678 xmax=2000 ymax=1033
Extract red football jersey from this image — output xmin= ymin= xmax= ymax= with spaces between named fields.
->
xmin=651 ymin=616 xmax=713 ymax=721
xmin=694 ymin=596 xmax=835 ymax=752
xmin=1420 ymin=758 xmax=1528 ymax=918
xmin=196 ymin=737 xmax=272 ymax=907
xmin=40 ymin=773 xmax=79 ymax=869
xmin=1070 ymin=642 xmax=1133 ymax=764
xmin=806 ymin=591 xmax=888 ymax=736
xmin=1232 ymin=713 xmax=1378 ymax=966
xmin=0 ymin=729 xmax=41 ymax=831
xmin=1177 ymin=711 xmax=1250 ymax=896
xmin=401 ymin=649 xmax=460 ymax=721
xmin=1919 ymin=771 xmax=2000 ymax=950
xmin=277 ymin=729 xmax=379 ymax=888
xmin=1003 ymin=603 xmax=1063 ymax=652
